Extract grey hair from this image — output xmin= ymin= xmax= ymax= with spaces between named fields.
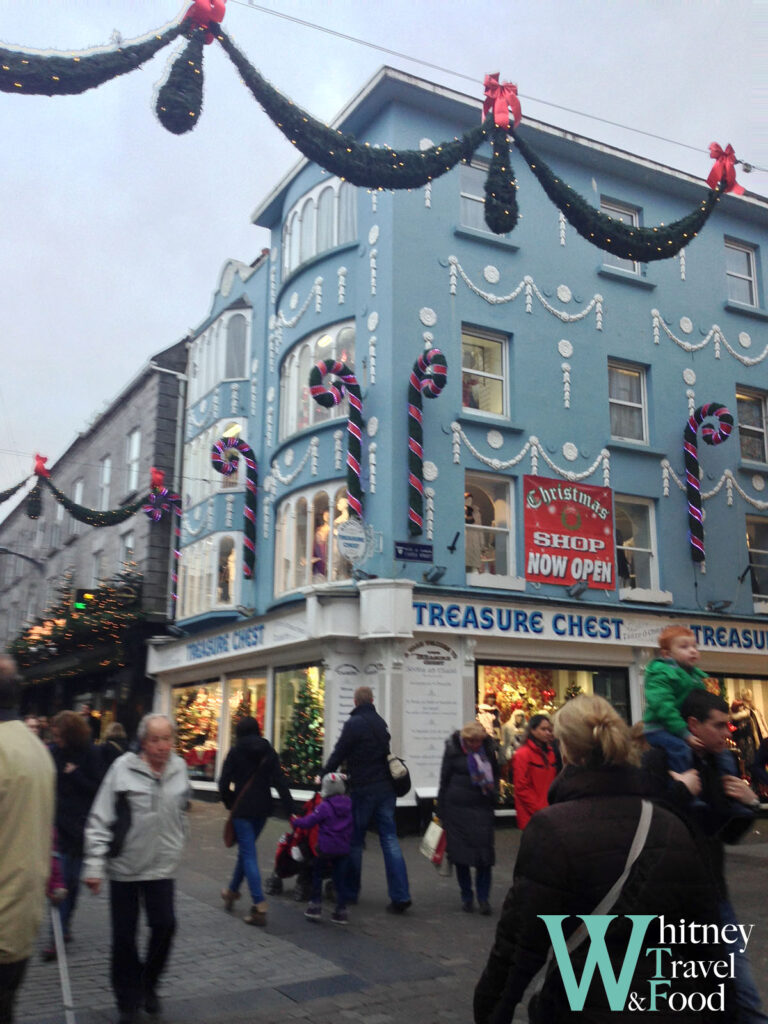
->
xmin=137 ymin=713 xmax=176 ymax=743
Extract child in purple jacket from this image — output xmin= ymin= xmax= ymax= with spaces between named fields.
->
xmin=291 ymin=772 xmax=353 ymax=925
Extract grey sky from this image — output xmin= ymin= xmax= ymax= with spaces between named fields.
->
xmin=0 ymin=0 xmax=765 ymax=505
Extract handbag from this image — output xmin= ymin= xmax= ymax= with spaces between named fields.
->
xmin=419 ymin=819 xmax=445 ymax=862
xmin=387 ymin=753 xmax=411 ymax=797
xmin=223 ymin=761 xmax=263 ymax=847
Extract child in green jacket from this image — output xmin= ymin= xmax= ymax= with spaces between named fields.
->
xmin=644 ymin=625 xmax=708 ymax=773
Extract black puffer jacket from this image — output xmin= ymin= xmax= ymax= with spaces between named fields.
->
xmin=437 ymin=731 xmax=498 ymax=868
xmin=218 ymin=735 xmax=294 ymax=819
xmin=474 ymin=763 xmax=729 ymax=1024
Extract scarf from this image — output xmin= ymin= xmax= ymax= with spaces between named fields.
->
xmin=463 ymin=740 xmax=495 ymax=795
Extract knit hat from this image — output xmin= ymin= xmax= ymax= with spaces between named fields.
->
xmin=321 ymin=772 xmax=347 ymax=798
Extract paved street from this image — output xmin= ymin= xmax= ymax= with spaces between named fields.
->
xmin=16 ymin=801 xmax=768 ymax=1024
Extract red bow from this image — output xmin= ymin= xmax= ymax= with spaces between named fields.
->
xmin=184 ymin=0 xmax=226 ymax=43
xmin=482 ymin=73 xmax=522 ymax=130
xmin=33 ymin=453 xmax=50 ymax=478
xmin=706 ymin=143 xmax=745 ymax=195
xmin=150 ymin=467 xmax=166 ymax=490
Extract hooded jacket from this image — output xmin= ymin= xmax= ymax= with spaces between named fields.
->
xmin=83 ymin=751 xmax=191 ymax=882
xmin=643 ymin=657 xmax=707 ymax=737
xmin=218 ymin=734 xmax=294 ymax=819
xmin=291 ymin=793 xmax=353 ymax=858
xmin=512 ymin=736 xmax=558 ymax=829
xmin=437 ymin=731 xmax=498 ymax=868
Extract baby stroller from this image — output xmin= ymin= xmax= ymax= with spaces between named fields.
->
xmin=265 ymin=793 xmax=321 ymax=902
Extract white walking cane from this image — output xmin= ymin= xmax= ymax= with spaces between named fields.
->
xmin=50 ymin=904 xmax=77 ymax=1024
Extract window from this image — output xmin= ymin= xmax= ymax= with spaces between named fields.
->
xmin=224 ymin=314 xmax=248 ymax=379
xmin=615 ymin=497 xmax=658 ymax=591
xmin=600 ymin=199 xmax=640 ymax=274
xmin=274 ymin=664 xmax=325 ymax=783
xmin=126 ymin=429 xmax=141 ymax=494
xmin=278 ymin=321 xmax=355 ymax=439
xmin=465 ymin=472 xmax=514 ymax=581
xmin=746 ymin=517 xmax=768 ymax=601
xmin=217 ymin=537 xmax=235 ymax=603
xmin=229 ymin=676 xmax=267 ymax=736
xmin=172 ymin=680 xmax=221 ymax=780
xmin=460 ymin=160 xmax=489 ymax=232
xmin=99 ymin=456 xmax=111 ymax=510
xmin=120 ymin=530 xmax=135 ymax=566
xmin=273 ymin=485 xmax=352 ymax=596
xmin=461 ymin=327 xmax=507 ymax=416
xmin=737 ymin=388 xmax=767 ymax=462
xmin=726 ymin=239 xmax=757 ymax=306
xmin=608 ymin=361 xmax=647 ymax=443
xmin=92 ymin=549 xmax=105 ymax=587
xmin=71 ymin=479 xmax=84 ymax=535
xmin=282 ymin=178 xmax=357 ymax=278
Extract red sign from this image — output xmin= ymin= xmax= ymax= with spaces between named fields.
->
xmin=523 ymin=475 xmax=616 ymax=590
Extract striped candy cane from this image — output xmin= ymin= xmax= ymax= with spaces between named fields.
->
xmin=683 ymin=402 xmax=733 ymax=563
xmin=309 ymin=359 xmax=363 ymax=519
xmin=143 ymin=486 xmax=183 ymax=601
xmin=408 ymin=349 xmax=448 ymax=535
xmin=211 ymin=437 xmax=258 ymax=578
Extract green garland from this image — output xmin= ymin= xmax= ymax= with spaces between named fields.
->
xmin=40 ymin=476 xmax=147 ymax=527
xmin=0 ymin=23 xmax=185 ymax=96
xmin=511 ymin=128 xmax=722 ymax=260
xmin=216 ymin=28 xmax=490 ymax=190
xmin=0 ymin=477 xmax=29 ymax=505
xmin=155 ymin=28 xmax=206 ymax=135
xmin=484 ymin=126 xmax=519 ymax=235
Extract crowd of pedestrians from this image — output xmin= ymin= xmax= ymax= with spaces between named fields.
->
xmin=2 ymin=636 xmax=767 ymax=1024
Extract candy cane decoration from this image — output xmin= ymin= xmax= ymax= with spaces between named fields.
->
xmin=408 ymin=349 xmax=448 ymax=535
xmin=683 ymin=402 xmax=733 ymax=562
xmin=210 ymin=437 xmax=258 ymax=578
xmin=309 ymin=359 xmax=363 ymax=519
xmin=143 ymin=475 xmax=183 ymax=601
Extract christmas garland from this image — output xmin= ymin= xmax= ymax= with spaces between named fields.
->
xmin=309 ymin=360 xmax=363 ymax=519
xmin=0 ymin=22 xmax=185 ymax=96
xmin=210 ymin=436 xmax=258 ymax=579
xmin=407 ymin=349 xmax=448 ymax=536
xmin=510 ymin=128 xmax=722 ymax=260
xmin=155 ymin=28 xmax=206 ymax=135
xmin=39 ymin=475 xmax=147 ymax=527
xmin=683 ymin=403 xmax=733 ymax=563
xmin=0 ymin=477 xmax=29 ymax=506
xmin=143 ymin=484 xmax=183 ymax=601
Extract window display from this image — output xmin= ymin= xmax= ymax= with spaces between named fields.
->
xmin=274 ymin=664 xmax=325 ymax=784
xmin=229 ymin=675 xmax=266 ymax=734
xmin=174 ymin=681 xmax=221 ymax=780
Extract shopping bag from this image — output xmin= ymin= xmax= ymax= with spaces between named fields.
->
xmin=419 ymin=819 xmax=444 ymax=861
xmin=432 ymin=827 xmax=447 ymax=866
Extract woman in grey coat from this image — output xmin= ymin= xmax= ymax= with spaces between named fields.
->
xmin=437 ymin=721 xmax=499 ymax=915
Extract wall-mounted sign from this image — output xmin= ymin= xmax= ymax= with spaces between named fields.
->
xmin=395 ymin=541 xmax=434 ymax=563
xmin=523 ymin=475 xmax=616 ymax=590
xmin=335 ymin=518 xmax=367 ymax=562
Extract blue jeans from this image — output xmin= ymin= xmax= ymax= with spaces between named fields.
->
xmin=346 ymin=781 xmax=410 ymax=904
xmin=719 ymin=898 xmax=768 ymax=1023
xmin=228 ymin=817 xmax=266 ymax=904
xmin=49 ymin=851 xmax=82 ymax=946
xmin=455 ymin=863 xmax=491 ymax=904
xmin=646 ymin=729 xmax=736 ymax=777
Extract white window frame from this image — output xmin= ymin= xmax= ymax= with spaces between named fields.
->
xmin=608 ymin=360 xmax=648 ymax=444
xmin=736 ymin=387 xmax=768 ymax=463
xmin=464 ymin=472 xmax=524 ymax=591
xmin=126 ymin=428 xmax=141 ymax=494
xmin=273 ymin=484 xmax=352 ymax=598
xmin=725 ymin=238 xmax=758 ymax=307
xmin=99 ymin=455 xmax=112 ymax=511
xmin=278 ymin=321 xmax=355 ymax=440
xmin=461 ymin=326 xmax=508 ymax=419
xmin=120 ymin=530 xmax=135 ymax=567
xmin=71 ymin=478 xmax=84 ymax=535
xmin=746 ymin=516 xmax=768 ymax=610
xmin=615 ymin=495 xmax=671 ymax=603
xmin=459 ymin=159 xmax=489 ymax=232
xmin=178 ymin=533 xmax=240 ymax=619
xmin=92 ymin=549 xmax=104 ymax=588
xmin=600 ymin=198 xmax=640 ymax=275
xmin=281 ymin=178 xmax=357 ymax=279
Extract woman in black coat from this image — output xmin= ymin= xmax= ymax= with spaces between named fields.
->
xmin=438 ymin=721 xmax=499 ymax=914
xmin=218 ymin=716 xmax=294 ymax=927
xmin=474 ymin=695 xmax=730 ymax=1024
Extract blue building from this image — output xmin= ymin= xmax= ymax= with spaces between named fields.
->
xmin=148 ymin=68 xmax=768 ymax=798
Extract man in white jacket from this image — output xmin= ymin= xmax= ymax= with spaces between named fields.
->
xmin=84 ymin=713 xmax=191 ymax=1024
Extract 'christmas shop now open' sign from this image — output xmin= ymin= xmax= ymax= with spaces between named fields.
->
xmin=523 ymin=475 xmax=616 ymax=589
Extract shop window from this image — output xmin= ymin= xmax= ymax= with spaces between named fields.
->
xmin=224 ymin=314 xmax=248 ymax=379
xmin=615 ymin=497 xmax=658 ymax=592
xmin=229 ymin=676 xmax=267 ymax=735
xmin=608 ymin=360 xmax=647 ymax=443
xmin=278 ymin=321 xmax=355 ymax=440
xmin=600 ymin=198 xmax=640 ymax=274
xmin=274 ymin=664 xmax=325 ymax=784
xmin=461 ymin=326 xmax=507 ymax=416
xmin=217 ymin=536 xmax=235 ymax=604
xmin=459 ymin=160 xmax=489 ymax=232
xmin=273 ymin=484 xmax=352 ymax=597
xmin=746 ymin=516 xmax=768 ymax=601
xmin=725 ymin=238 xmax=758 ymax=307
xmin=173 ymin=681 xmax=221 ymax=780
xmin=592 ymin=670 xmax=631 ymax=722
xmin=737 ymin=388 xmax=768 ymax=463
xmin=465 ymin=472 xmax=514 ymax=582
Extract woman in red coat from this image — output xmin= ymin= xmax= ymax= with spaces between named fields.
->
xmin=512 ymin=715 xmax=558 ymax=829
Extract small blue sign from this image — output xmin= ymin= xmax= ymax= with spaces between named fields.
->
xmin=394 ymin=541 xmax=434 ymax=563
